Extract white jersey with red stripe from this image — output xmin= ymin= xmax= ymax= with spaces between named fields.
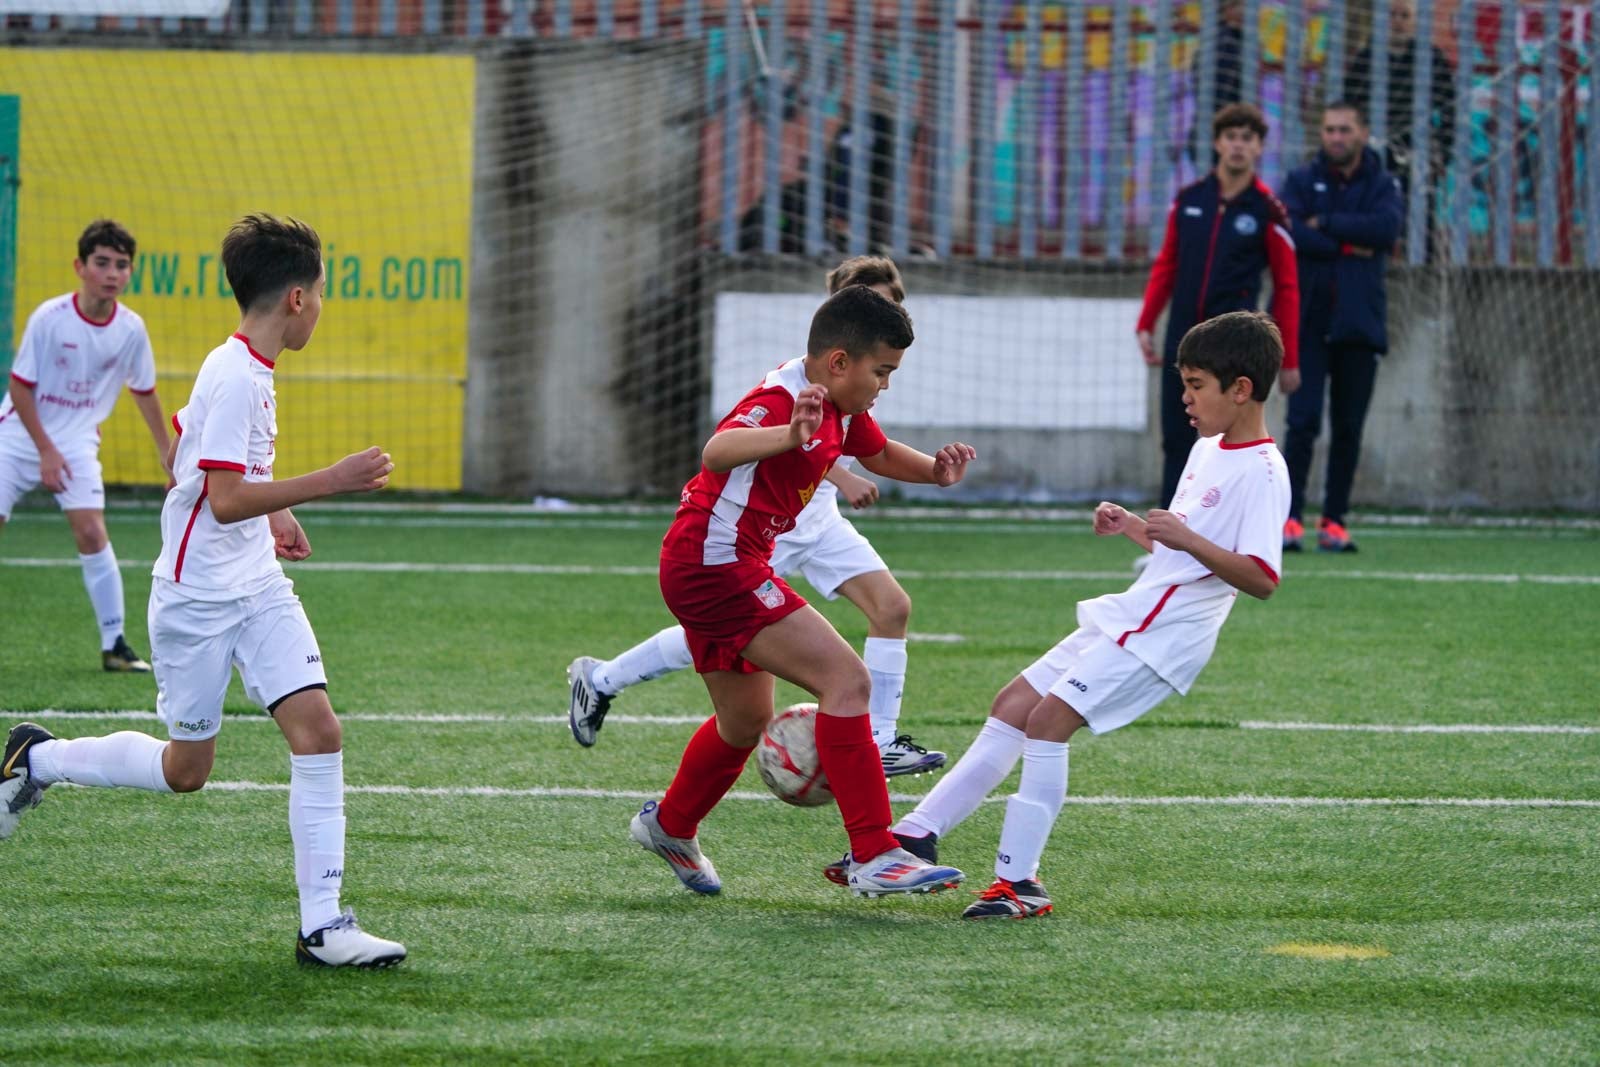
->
xmin=1078 ymin=434 xmax=1289 ymax=693
xmin=0 ymin=293 xmax=156 ymax=449
xmin=152 ymin=334 xmax=282 ymax=598
xmin=662 ymin=357 xmax=887 ymax=567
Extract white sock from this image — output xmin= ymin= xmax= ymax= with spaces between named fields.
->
xmin=290 ymin=751 xmax=346 ymax=935
xmin=894 ymin=717 xmax=1025 ymax=839
xmin=995 ymin=738 xmax=1069 ymax=882
xmin=27 ymin=733 xmax=173 ymax=792
xmin=593 ymin=626 xmax=693 ymax=696
xmin=863 ymin=637 xmax=908 ymax=748
xmin=79 ymin=545 xmax=125 ymax=651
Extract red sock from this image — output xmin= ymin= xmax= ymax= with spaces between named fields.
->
xmin=814 ymin=711 xmax=897 ymax=862
xmin=657 ymin=716 xmax=755 ymax=839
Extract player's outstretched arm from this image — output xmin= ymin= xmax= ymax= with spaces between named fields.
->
xmin=1144 ymin=509 xmax=1277 ymax=600
xmin=205 ymin=446 xmax=393 ymax=525
xmin=1095 ymin=501 xmax=1154 ymax=552
xmin=826 ymin=465 xmax=880 ymax=509
xmin=858 ymin=440 xmax=976 ymax=486
xmin=702 ymin=384 xmax=824 ymax=472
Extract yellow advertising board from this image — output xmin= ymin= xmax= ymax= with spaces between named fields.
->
xmin=2 ymin=49 xmax=474 ymax=490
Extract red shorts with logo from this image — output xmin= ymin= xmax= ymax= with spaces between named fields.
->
xmin=659 ymin=556 xmax=808 ymax=674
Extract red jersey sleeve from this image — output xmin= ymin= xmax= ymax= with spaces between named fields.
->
xmin=714 ymin=386 xmax=794 ymax=434
xmin=1259 ymin=187 xmax=1301 ymax=371
xmin=1136 ymin=201 xmax=1179 ymax=334
xmin=841 ymin=410 xmax=888 ymax=457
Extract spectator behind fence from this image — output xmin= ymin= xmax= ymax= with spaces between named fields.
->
xmin=1186 ymin=0 xmax=1246 ymax=163
xmin=1137 ymin=103 xmax=1301 ymax=512
xmin=1345 ymin=0 xmax=1456 ymax=234
xmin=1279 ymin=102 xmax=1404 ymax=554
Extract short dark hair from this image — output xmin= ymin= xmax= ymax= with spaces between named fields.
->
xmin=221 ymin=214 xmax=322 ymax=312
xmin=1323 ymin=99 xmax=1368 ymax=126
xmin=77 ymin=219 xmax=135 ymax=261
xmin=806 ymin=284 xmax=914 ymax=358
xmin=826 ymin=256 xmax=905 ymax=303
xmin=1213 ymin=102 xmax=1269 ymax=141
xmin=1177 ymin=311 xmax=1282 ymax=402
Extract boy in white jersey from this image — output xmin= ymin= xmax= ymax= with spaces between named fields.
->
xmin=0 ymin=215 xmax=406 ymax=968
xmin=884 ymin=311 xmax=1290 ymax=920
xmin=0 ymin=220 xmax=171 ymax=671
xmin=567 ymin=257 xmax=945 ymax=778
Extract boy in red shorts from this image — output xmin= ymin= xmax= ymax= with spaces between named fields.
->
xmin=632 ymin=285 xmax=974 ymax=897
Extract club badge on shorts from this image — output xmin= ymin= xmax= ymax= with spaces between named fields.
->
xmin=752 ymin=579 xmax=787 ymax=610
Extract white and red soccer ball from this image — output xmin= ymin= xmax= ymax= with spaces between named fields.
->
xmin=755 ymin=702 xmax=834 ymax=807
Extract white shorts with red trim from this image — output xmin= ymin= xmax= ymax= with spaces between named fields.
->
xmin=1020 ymin=626 xmax=1177 ymax=735
xmin=770 ymin=514 xmax=887 ymax=600
xmin=148 ymin=573 xmax=327 ymax=741
xmin=0 ymin=434 xmax=103 ymax=517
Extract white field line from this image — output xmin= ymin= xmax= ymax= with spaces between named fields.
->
xmin=9 ymin=509 xmax=1597 ymax=539
xmin=20 ymin=709 xmax=1600 ymax=736
xmin=103 ymin=780 xmax=1594 ymax=809
xmin=4 ymin=556 xmax=1596 ymax=586
xmin=74 ymin=497 xmax=1600 ymax=531
xmin=1241 ymin=720 xmax=1600 ymax=735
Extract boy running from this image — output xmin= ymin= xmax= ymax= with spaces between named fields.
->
xmin=1 ymin=214 xmax=406 ymax=967
xmin=568 ymin=256 xmax=944 ymax=776
xmin=630 ymin=285 xmax=974 ymax=897
xmin=887 ymin=311 xmax=1290 ymax=919
xmin=0 ymin=220 xmax=172 ymax=671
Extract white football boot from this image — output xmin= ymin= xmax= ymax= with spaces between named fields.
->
xmin=629 ymin=800 xmax=721 ymax=894
xmin=847 ymin=847 xmax=964 ymax=898
xmin=295 ymin=909 xmax=407 ymax=968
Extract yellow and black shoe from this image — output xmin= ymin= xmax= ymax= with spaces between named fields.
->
xmin=1 ymin=722 xmax=54 ymax=840
xmin=102 ymin=635 xmax=152 ymax=673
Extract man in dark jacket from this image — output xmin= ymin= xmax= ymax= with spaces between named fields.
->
xmin=1279 ymin=102 xmax=1404 ymax=552
xmin=1138 ymin=102 xmax=1301 ymax=509
xmin=1345 ymin=0 xmax=1456 ymax=179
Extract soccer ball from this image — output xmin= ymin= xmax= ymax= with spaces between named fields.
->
xmin=756 ymin=703 xmax=834 ymax=807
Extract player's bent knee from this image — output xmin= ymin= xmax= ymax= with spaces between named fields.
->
xmin=819 ymin=660 xmax=873 ymax=710
xmin=869 ymin=588 xmax=912 ymax=634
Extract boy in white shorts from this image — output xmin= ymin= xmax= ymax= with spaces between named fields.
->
xmin=568 ymin=256 xmax=946 ymax=778
xmin=0 ymin=214 xmax=406 ymax=968
xmin=885 ymin=311 xmax=1291 ymax=920
xmin=0 ymin=220 xmax=172 ymax=671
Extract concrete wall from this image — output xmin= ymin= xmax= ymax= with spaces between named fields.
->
xmin=465 ymin=40 xmax=704 ymax=496
xmin=701 ymin=259 xmax=1600 ymax=511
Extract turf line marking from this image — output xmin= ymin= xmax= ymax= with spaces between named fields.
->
xmin=908 ymin=632 xmax=966 ymax=643
xmin=155 ymin=782 xmax=1600 ymax=808
xmin=56 ymin=498 xmax=1600 ymax=531
xmin=20 ymin=710 xmax=1600 ymax=736
xmin=1241 ymin=720 xmax=1600 ymax=735
xmin=5 ymin=556 xmax=1596 ymax=586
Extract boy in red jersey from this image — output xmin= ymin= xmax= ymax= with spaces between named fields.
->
xmin=631 ymin=285 xmax=975 ymax=897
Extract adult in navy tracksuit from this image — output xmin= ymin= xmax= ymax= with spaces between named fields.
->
xmin=1279 ymin=102 xmax=1403 ymax=553
xmin=1138 ymin=103 xmax=1300 ymax=508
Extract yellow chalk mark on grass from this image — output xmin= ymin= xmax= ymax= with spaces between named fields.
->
xmin=1267 ymin=942 xmax=1392 ymax=960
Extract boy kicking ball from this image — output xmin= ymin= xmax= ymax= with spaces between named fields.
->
xmin=885 ymin=311 xmax=1291 ymax=919
xmin=1 ymin=214 xmax=405 ymax=967
xmin=631 ymin=285 xmax=975 ymax=899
